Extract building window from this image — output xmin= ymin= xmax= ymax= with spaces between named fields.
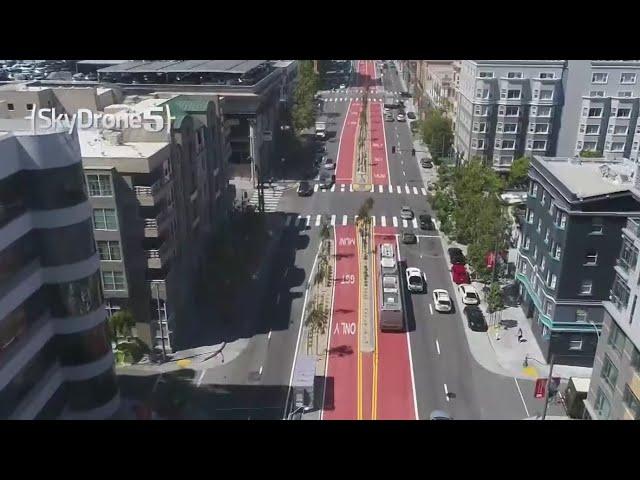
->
xmin=93 ymin=208 xmax=118 ymax=231
xmin=584 ymin=250 xmax=598 ymax=266
xmin=505 ymin=106 xmax=519 ymax=116
xmin=631 ymin=346 xmax=640 ymax=373
xmin=611 ymin=142 xmax=626 ymax=152
xmin=533 ymin=245 xmax=539 ymax=262
xmin=560 ymin=213 xmax=567 ymax=229
xmin=617 ymin=108 xmax=631 ymax=118
xmin=537 ymin=218 xmax=542 ymax=233
xmin=541 ymin=191 xmax=547 ymax=206
xmin=579 ymin=280 xmax=593 ymax=295
xmin=535 ymin=123 xmax=549 ymax=133
xmin=503 ymin=123 xmax=518 ymax=133
xmin=478 ymin=71 xmax=494 ymax=78
xmin=101 ymin=271 xmax=126 ymax=291
xmin=585 ymin=124 xmax=600 ymax=135
xmin=544 ymin=228 xmax=550 ymax=244
xmin=601 ymin=355 xmax=619 ymax=391
xmin=613 ymin=125 xmax=628 ymax=135
xmin=26 ymin=103 xmax=34 ymax=111
xmin=544 ymin=301 xmax=553 ymax=316
xmin=589 ymin=91 xmax=605 ymax=97
xmin=539 ymin=89 xmax=553 ymax=100
xmin=532 ymin=140 xmax=547 ymax=150
xmin=592 ymin=72 xmax=609 ymax=84
xmin=568 ymin=337 xmax=583 ymax=351
xmin=608 ymin=322 xmax=626 ymax=354
xmin=526 ymin=210 xmax=534 ymax=223
xmin=554 ymin=244 xmax=562 ymax=260
xmin=507 ymin=72 xmax=523 ymax=79
xmin=617 ymin=91 xmax=633 ymax=98
xmin=502 ymin=140 xmax=515 ymax=149
xmin=523 ymin=237 xmax=531 ymax=250
xmin=575 ymin=309 xmax=587 ymax=323
xmin=533 ymin=183 xmax=539 ymax=198
xmin=540 ymin=256 xmax=546 ymax=272
xmin=594 ymin=388 xmax=611 ymax=419
xmin=623 ymin=385 xmax=640 ymax=419
xmin=550 ymin=274 xmax=557 ymax=289
xmin=476 ymin=89 xmax=490 ymax=99
xmin=588 ymin=107 xmax=603 ymax=118
xmin=620 ymin=72 xmax=637 ymax=84
xmin=86 ymin=174 xmax=113 ymax=197
xmin=583 ymin=141 xmax=598 ymax=151
xmin=7 ymin=103 xmax=14 ymax=111
xmin=591 ymin=217 xmax=603 ymax=234
xmin=97 ymin=240 xmax=122 ymax=261
xmin=477 ymin=139 xmax=485 ymax=149
xmin=507 ymin=89 xmax=521 ymax=99
xmin=538 ymin=106 xmax=552 ymax=117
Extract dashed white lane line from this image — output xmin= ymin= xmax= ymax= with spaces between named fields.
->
xmin=435 ymin=339 xmax=440 ymax=355
xmin=444 ymin=383 xmax=450 ymax=402
xmin=429 ymin=304 xmax=434 ymax=315
xmin=381 ymin=215 xmax=387 ymax=227
xmin=413 ymin=187 xmax=418 ymax=195
xmin=314 ymin=184 xmax=319 ymax=192
xmin=421 ymin=187 xmax=427 ymax=195
xmin=412 ymin=218 xmax=418 ymax=229
xmin=331 ymin=214 xmax=336 ymax=226
xmin=315 ymin=215 xmax=321 ymax=227
xmin=268 ymin=330 xmax=272 ymax=340
xmin=403 ymin=171 xmax=406 ymax=176
xmin=342 ymin=215 xmax=348 ymax=226
xmin=197 ymin=370 xmax=207 ymax=387
xmin=392 ymin=216 xmax=398 ymax=227
xmin=378 ymin=185 xmax=384 ymax=193
xmin=305 ymin=215 xmax=311 ymax=227
xmin=259 ymin=365 xmax=263 ymax=376
xmin=514 ymin=378 xmax=530 ymax=418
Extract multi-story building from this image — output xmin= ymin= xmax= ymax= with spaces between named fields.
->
xmin=517 ymin=155 xmax=640 ymax=366
xmin=583 ymin=166 xmax=640 ymax=419
xmin=455 ymin=60 xmax=567 ymax=170
xmin=0 ymin=119 xmax=119 ymax=419
xmin=455 ymin=60 xmax=640 ymax=171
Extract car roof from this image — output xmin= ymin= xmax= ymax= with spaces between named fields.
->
xmin=461 ymin=284 xmax=478 ymax=292
xmin=407 ymin=267 xmax=421 ymax=275
xmin=402 ymin=206 xmax=411 ymax=210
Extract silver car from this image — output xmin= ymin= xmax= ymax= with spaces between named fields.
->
xmin=401 ymin=206 xmax=414 ymax=220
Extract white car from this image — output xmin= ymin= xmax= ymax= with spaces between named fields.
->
xmin=339 ymin=83 xmax=346 ymax=89
xmin=405 ymin=267 xmax=426 ymax=293
xmin=459 ymin=284 xmax=480 ymax=305
xmin=432 ymin=289 xmax=452 ymax=313
xmin=396 ymin=113 xmax=406 ymax=122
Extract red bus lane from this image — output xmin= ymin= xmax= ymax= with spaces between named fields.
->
xmin=323 ymin=225 xmax=359 ymax=420
xmin=335 ymin=100 xmax=361 ymax=183
xmin=373 ymin=227 xmax=417 ymax=420
xmin=369 ymin=102 xmax=389 ymax=185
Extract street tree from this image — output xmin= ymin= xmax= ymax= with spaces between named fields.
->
xmin=486 ymin=281 xmax=506 ymax=325
xmin=306 ymin=303 xmax=328 ymax=336
xmin=421 ymin=109 xmax=453 ymax=162
xmin=314 ymin=253 xmax=330 ymax=286
xmin=109 ymin=309 xmax=135 ymax=344
xmin=292 ymin=60 xmax=319 ymax=131
xmin=508 ymin=156 xmax=531 ymax=190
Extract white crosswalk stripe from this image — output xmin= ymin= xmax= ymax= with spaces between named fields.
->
xmin=403 ymin=219 xmax=408 ymax=228
xmin=405 ymin=185 xmax=410 ymax=194
xmin=370 ymin=185 xmax=375 ymax=192
xmin=315 ymin=215 xmax=322 ymax=227
xmin=349 ymin=184 xmax=353 ymax=192
xmin=421 ymin=187 xmax=427 ymax=195
xmin=313 ymin=184 xmax=319 ymax=192
xmin=305 ymin=215 xmax=311 ymax=227
xmin=342 ymin=215 xmax=348 ymax=226
xmin=413 ymin=187 xmax=418 ymax=195
xmin=372 ymin=216 xmax=376 ymax=226
xmin=381 ymin=216 xmax=387 ymax=227
xmin=412 ymin=218 xmax=418 ymax=229
xmin=331 ymin=214 xmax=336 ymax=226
xmin=248 ymin=187 xmax=283 ymax=212
xmin=392 ymin=216 xmax=398 ymax=227
xmin=330 ymin=184 xmax=335 ymax=192
xmin=397 ymin=185 xmax=401 ymax=194
xmin=341 ymin=184 xmax=346 ymax=192
xmin=388 ymin=184 xmax=393 ymax=193
xmin=378 ymin=185 xmax=383 ymax=193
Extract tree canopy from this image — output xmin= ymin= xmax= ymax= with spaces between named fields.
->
xmin=292 ymin=60 xmax=319 ymax=131
xmin=507 ymin=156 xmax=531 ymax=189
xmin=421 ymin=110 xmax=454 ymax=161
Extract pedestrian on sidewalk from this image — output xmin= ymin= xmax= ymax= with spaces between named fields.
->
xmin=517 ymin=328 xmax=523 ymax=343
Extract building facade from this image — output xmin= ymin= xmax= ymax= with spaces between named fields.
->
xmin=0 ymin=122 xmax=119 ymax=419
xmin=516 ymin=156 xmax=640 ymax=366
xmin=455 ymin=60 xmax=566 ymax=170
xmin=583 ymin=171 xmax=640 ymax=419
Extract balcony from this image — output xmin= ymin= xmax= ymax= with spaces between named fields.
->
xmin=146 ymin=243 xmax=172 ymax=269
xmin=144 ymin=206 xmax=174 ymax=238
xmin=144 ymin=218 xmax=159 ymax=237
xmin=134 ymin=178 xmax=171 ymax=207
xmin=609 ymin=289 xmax=629 ymax=312
xmin=148 ymin=280 xmax=167 ymax=299
xmin=624 ymin=217 xmax=640 ymax=240
xmin=616 ymin=256 xmax=637 ymax=277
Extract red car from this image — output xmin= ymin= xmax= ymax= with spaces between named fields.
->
xmin=452 ymin=264 xmax=470 ymax=285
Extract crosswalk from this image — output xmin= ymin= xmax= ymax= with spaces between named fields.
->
xmin=320 ymin=88 xmax=404 ymax=95
xmin=322 ymin=97 xmax=387 ymax=103
xmin=247 ymin=185 xmax=285 ymax=212
xmin=283 ymin=214 xmax=429 ymax=231
xmin=312 ymin=183 xmax=428 ymax=196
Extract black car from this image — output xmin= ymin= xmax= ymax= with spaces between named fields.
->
xmin=400 ymin=91 xmax=412 ymax=98
xmin=421 ymin=159 xmax=433 ymax=168
xmin=448 ymin=247 xmax=466 ymax=265
xmin=297 ymin=181 xmax=313 ymax=197
xmin=401 ymin=232 xmax=417 ymax=244
xmin=419 ymin=214 xmax=434 ymax=230
xmin=464 ymin=306 xmax=488 ymax=332
xmin=407 ymin=111 xmax=416 ymax=120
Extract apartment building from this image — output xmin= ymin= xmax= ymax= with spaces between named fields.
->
xmin=0 ymin=120 xmax=119 ymax=419
xmin=79 ymin=95 xmax=230 ymax=353
xmin=517 ymin=155 xmax=640 ymax=366
xmin=583 ymin=167 xmax=640 ymax=419
xmin=455 ymin=60 xmax=566 ymax=170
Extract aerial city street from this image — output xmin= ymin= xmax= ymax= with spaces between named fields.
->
xmin=2 ymin=59 xmax=640 ymax=420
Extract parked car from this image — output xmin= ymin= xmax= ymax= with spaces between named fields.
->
xmin=429 ymin=410 xmax=453 ymax=420
xmin=385 ymin=114 xmax=394 ymax=122
xmin=464 ymin=306 xmax=488 ymax=332
xmin=400 ymin=91 xmax=412 ymax=98
xmin=451 ymin=264 xmax=470 ymax=285
xmin=432 ymin=289 xmax=452 ymax=312
xmin=459 ymin=284 xmax=480 ymax=305
xmin=448 ymin=247 xmax=466 ymax=265
xmin=401 ymin=232 xmax=417 ymax=244
xmin=396 ymin=112 xmax=406 ymax=122
xmin=323 ymin=158 xmax=336 ymax=170
xmin=419 ymin=214 xmax=434 ymax=230
xmin=405 ymin=267 xmax=426 ymax=293
xmin=421 ymin=159 xmax=433 ymax=168
xmin=339 ymin=83 xmax=346 ymax=89
xmin=407 ymin=111 xmax=416 ymax=120
xmin=297 ymin=181 xmax=313 ymax=197
xmin=400 ymin=206 xmax=414 ymax=220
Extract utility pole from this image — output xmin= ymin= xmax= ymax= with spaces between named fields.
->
xmin=541 ymin=353 xmax=555 ymax=420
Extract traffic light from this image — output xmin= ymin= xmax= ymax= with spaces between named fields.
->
xmin=411 ymin=148 xmax=416 ymax=157
xmin=391 ymin=146 xmax=396 ymax=154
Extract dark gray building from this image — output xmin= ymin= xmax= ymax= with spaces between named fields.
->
xmin=0 ymin=122 xmax=119 ymax=419
xmin=516 ymin=155 xmax=640 ymax=366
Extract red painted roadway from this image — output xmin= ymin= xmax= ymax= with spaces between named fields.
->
xmin=323 ymin=226 xmax=359 ymax=420
xmin=335 ymin=101 xmax=360 ymax=183
xmin=373 ymin=227 xmax=416 ymax=420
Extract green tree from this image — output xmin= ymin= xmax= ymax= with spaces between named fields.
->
xmin=109 ymin=310 xmax=135 ymax=344
xmin=487 ymin=282 xmax=505 ymax=314
xmin=305 ymin=303 xmax=328 ymax=335
xmin=421 ymin=109 xmax=453 ymax=161
xmin=508 ymin=156 xmax=531 ymax=189
xmin=314 ymin=253 xmax=330 ymax=286
xmin=292 ymin=60 xmax=319 ymax=132
xmin=579 ymin=150 xmax=602 ymax=158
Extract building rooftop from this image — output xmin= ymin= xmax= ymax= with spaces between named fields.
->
xmin=77 ymin=60 xmax=128 ymax=65
xmin=534 ymin=156 xmax=637 ymax=200
xmin=98 ymin=60 xmax=267 ymax=75
xmin=78 ymin=129 xmax=168 ymax=159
